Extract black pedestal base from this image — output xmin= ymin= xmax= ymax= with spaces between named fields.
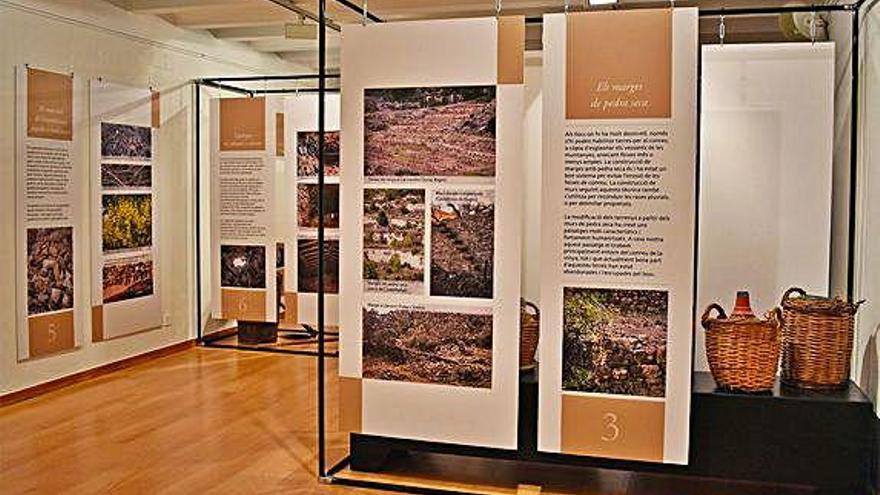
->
xmin=350 ymin=371 xmax=876 ymax=495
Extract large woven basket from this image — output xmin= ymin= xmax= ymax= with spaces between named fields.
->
xmin=520 ymin=299 xmax=539 ymax=369
xmin=702 ymin=303 xmax=783 ymax=392
xmin=781 ymin=287 xmax=864 ymax=390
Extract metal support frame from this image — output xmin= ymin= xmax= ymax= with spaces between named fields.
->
xmin=312 ymin=0 xmax=869 ymax=492
xmin=192 ymin=74 xmax=340 ymax=358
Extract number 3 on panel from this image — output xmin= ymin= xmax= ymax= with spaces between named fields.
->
xmin=601 ymin=412 xmax=620 ymax=442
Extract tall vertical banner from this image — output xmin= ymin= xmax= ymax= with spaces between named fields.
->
xmin=280 ymin=94 xmax=341 ymax=329
xmin=339 ymin=17 xmax=525 ymax=448
xmin=210 ymin=97 xmax=277 ymax=323
xmin=539 ymin=9 xmax=698 ymax=464
xmin=15 ymin=66 xmax=84 ymax=360
xmin=90 ymin=80 xmax=163 ymax=341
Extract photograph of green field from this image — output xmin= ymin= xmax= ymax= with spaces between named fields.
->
xmin=102 ymin=194 xmax=152 ymax=252
xmin=364 ymin=86 xmax=496 ymax=177
xmin=363 ymin=188 xmax=425 ymax=283
xmin=562 ymin=287 xmax=668 ymax=398
xmin=362 ymin=306 xmax=492 ymax=388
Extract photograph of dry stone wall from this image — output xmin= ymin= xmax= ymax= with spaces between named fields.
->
xmin=364 ymin=86 xmax=496 ymax=177
xmin=363 ymin=188 xmax=425 ymax=283
xmin=103 ymin=256 xmax=153 ymax=303
xmin=297 ymin=131 xmax=340 ymax=176
xmin=27 ymin=227 xmax=74 ymax=315
xmin=562 ymin=287 xmax=668 ymax=398
xmin=431 ymin=191 xmax=494 ymax=299
xmin=101 ymin=123 xmax=152 ymax=160
xmin=362 ymin=306 xmax=492 ymax=388
xmin=220 ymin=244 xmax=266 ymax=289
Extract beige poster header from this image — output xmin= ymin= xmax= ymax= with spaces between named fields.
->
xmin=220 ymin=97 xmax=266 ymax=151
xmin=566 ymin=9 xmax=672 ymax=120
xmin=27 ymin=67 xmax=73 ymax=141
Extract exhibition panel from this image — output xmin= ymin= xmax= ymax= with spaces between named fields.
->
xmin=90 ymin=80 xmax=163 ymax=342
xmin=283 ymin=93 xmax=342 ymax=329
xmin=539 ymin=8 xmax=698 ymax=464
xmin=338 ymin=16 xmax=525 ymax=449
xmin=210 ymin=96 xmax=279 ymax=323
xmin=15 ymin=65 xmax=85 ymax=361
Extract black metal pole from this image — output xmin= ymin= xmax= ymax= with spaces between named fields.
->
xmin=847 ymin=7 xmax=860 ymax=301
xmin=195 ymin=81 xmax=203 ymax=344
xmin=202 ymin=74 xmax=340 ymax=83
xmin=317 ymin=0 xmax=327 ymax=481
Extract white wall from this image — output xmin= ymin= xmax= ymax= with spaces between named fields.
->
xmin=521 ymin=53 xmax=542 ymax=304
xmin=853 ymin=3 xmax=880 ymax=409
xmin=0 ymin=0 xmax=301 ymax=395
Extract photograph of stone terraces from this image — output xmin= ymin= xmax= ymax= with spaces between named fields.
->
xmin=430 ymin=191 xmax=494 ymax=299
xmin=364 ymin=85 xmax=496 ymax=177
xmin=562 ymin=287 xmax=668 ymax=398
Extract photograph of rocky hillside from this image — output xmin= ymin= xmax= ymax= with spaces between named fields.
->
xmin=101 ymin=122 xmax=152 ymax=160
xmin=297 ymin=184 xmax=339 ymax=229
xmin=364 ymin=86 xmax=496 ymax=177
xmin=363 ymin=188 xmax=425 ymax=283
xmin=562 ymin=287 xmax=668 ymax=398
xmin=27 ymin=227 xmax=74 ymax=315
xmin=430 ymin=190 xmax=494 ymax=299
xmin=297 ymin=131 xmax=340 ymax=176
xmin=362 ymin=306 xmax=492 ymax=388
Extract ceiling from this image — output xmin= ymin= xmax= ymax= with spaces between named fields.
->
xmin=107 ymin=0 xmax=841 ymax=70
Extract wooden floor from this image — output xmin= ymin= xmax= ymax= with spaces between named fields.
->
xmin=1 ymin=347 xmax=811 ymax=495
xmin=0 ymin=347 xmax=362 ymax=494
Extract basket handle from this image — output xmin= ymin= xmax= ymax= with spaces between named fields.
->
xmin=781 ymin=287 xmax=806 ymax=303
xmin=701 ymin=303 xmax=726 ymax=330
xmin=767 ymin=306 xmax=784 ymax=329
xmin=521 ymin=298 xmax=539 ymax=317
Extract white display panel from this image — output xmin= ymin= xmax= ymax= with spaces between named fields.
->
xmin=339 ymin=17 xmax=524 ymax=449
xmin=209 ymin=96 xmax=278 ymax=323
xmin=697 ymin=43 xmax=834 ymax=371
xmin=538 ymin=9 xmax=698 ymax=464
xmin=15 ymin=65 xmax=85 ymax=361
xmin=282 ymin=93 xmax=341 ymax=328
xmin=89 ymin=80 xmax=163 ymax=341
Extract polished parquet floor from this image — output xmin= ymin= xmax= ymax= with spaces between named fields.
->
xmin=1 ymin=347 xmax=810 ymax=495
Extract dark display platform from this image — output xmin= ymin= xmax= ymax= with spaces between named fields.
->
xmin=350 ymin=371 xmax=876 ymax=495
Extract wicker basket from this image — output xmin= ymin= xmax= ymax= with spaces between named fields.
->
xmin=702 ymin=303 xmax=783 ymax=392
xmin=520 ymin=299 xmax=539 ymax=369
xmin=780 ymin=287 xmax=864 ymax=390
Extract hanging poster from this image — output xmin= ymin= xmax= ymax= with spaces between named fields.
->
xmin=279 ymin=93 xmax=341 ymax=329
xmin=90 ymin=80 xmax=163 ymax=341
xmin=210 ymin=96 xmax=277 ymax=322
xmin=15 ymin=66 xmax=84 ymax=361
xmin=339 ymin=16 xmax=525 ymax=449
xmin=538 ymin=8 xmax=698 ymax=464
